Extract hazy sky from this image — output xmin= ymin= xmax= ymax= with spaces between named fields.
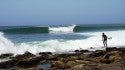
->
xmin=0 ymin=0 xmax=125 ymax=26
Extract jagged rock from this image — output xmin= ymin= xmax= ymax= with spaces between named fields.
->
xmin=12 ymin=51 xmax=35 ymax=60
xmin=0 ymin=53 xmax=13 ymax=59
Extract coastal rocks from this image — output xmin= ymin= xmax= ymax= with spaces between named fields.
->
xmin=106 ymin=47 xmax=125 ymax=52
xmin=0 ymin=51 xmax=47 ymax=69
xmin=90 ymin=50 xmax=106 ymax=57
xmin=75 ymin=49 xmax=89 ymax=53
xmin=0 ymin=47 xmax=125 ymax=70
xmin=0 ymin=59 xmax=17 ymax=68
xmin=51 ymin=60 xmax=78 ymax=69
xmin=12 ymin=51 xmax=35 ymax=60
xmin=0 ymin=53 xmax=13 ymax=59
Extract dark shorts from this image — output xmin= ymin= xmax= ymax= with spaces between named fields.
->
xmin=104 ymin=39 xmax=107 ymax=41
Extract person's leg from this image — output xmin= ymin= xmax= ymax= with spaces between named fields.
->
xmin=104 ymin=41 xmax=107 ymax=47
xmin=105 ymin=40 xmax=107 ymax=48
xmin=103 ymin=41 xmax=105 ymax=47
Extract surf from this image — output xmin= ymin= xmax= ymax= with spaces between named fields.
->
xmin=0 ymin=29 xmax=125 ymax=55
xmin=49 ymin=24 xmax=76 ymax=33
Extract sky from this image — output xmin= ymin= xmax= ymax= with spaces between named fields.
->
xmin=0 ymin=0 xmax=125 ymax=26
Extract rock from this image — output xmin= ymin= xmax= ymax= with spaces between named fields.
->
xmin=0 ymin=52 xmax=45 ymax=69
xmin=75 ymin=60 xmax=89 ymax=64
xmin=12 ymin=51 xmax=35 ymax=60
xmin=98 ymin=61 xmax=125 ymax=70
xmin=16 ymin=56 xmax=45 ymax=68
xmin=67 ymin=56 xmax=79 ymax=61
xmin=79 ymin=50 xmax=89 ymax=53
xmin=100 ymin=59 xmax=112 ymax=64
xmin=106 ymin=47 xmax=125 ymax=52
xmin=39 ymin=52 xmax=52 ymax=55
xmin=75 ymin=50 xmax=89 ymax=53
xmin=39 ymin=52 xmax=53 ymax=60
xmin=90 ymin=50 xmax=106 ymax=57
xmin=75 ymin=50 xmax=79 ymax=53
xmin=78 ymin=54 xmax=86 ymax=60
xmin=103 ymin=53 xmax=110 ymax=59
xmin=10 ymin=66 xmax=43 ymax=70
xmin=51 ymin=60 xmax=65 ymax=69
xmin=0 ymin=59 xmax=18 ymax=68
xmin=0 ymin=53 xmax=13 ymax=59
xmin=66 ymin=65 xmax=100 ymax=70
xmin=65 ymin=61 xmax=78 ymax=68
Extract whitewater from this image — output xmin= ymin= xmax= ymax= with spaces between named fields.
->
xmin=0 ymin=28 xmax=125 ymax=55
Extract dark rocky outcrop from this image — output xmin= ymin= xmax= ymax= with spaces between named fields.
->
xmin=0 ymin=53 xmax=13 ymax=59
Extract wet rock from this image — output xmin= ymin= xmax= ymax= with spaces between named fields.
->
xmin=39 ymin=52 xmax=53 ymax=60
xmin=0 ymin=53 xmax=13 ymax=59
xmin=12 ymin=51 xmax=35 ymax=60
xmin=0 ymin=59 xmax=18 ymax=68
xmin=75 ymin=50 xmax=79 ymax=53
xmin=106 ymin=47 xmax=125 ymax=52
xmin=79 ymin=50 xmax=89 ymax=53
xmin=106 ymin=47 xmax=118 ymax=51
xmin=75 ymin=50 xmax=89 ymax=53
xmin=39 ymin=52 xmax=52 ymax=55
xmin=90 ymin=50 xmax=106 ymax=57
xmin=16 ymin=56 xmax=46 ymax=68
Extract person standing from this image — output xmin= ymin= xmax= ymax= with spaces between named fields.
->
xmin=102 ymin=33 xmax=107 ymax=48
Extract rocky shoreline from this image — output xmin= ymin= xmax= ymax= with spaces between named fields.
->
xmin=0 ymin=47 xmax=125 ymax=70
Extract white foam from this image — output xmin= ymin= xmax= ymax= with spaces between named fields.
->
xmin=0 ymin=30 xmax=125 ymax=55
xmin=49 ymin=25 xmax=76 ymax=33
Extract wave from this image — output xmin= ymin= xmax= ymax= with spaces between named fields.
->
xmin=1 ymin=24 xmax=125 ymax=34
xmin=0 ymin=30 xmax=125 ymax=55
xmin=49 ymin=25 xmax=76 ymax=33
xmin=3 ymin=27 xmax=49 ymax=34
xmin=74 ymin=25 xmax=125 ymax=32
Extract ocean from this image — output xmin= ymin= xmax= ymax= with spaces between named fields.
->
xmin=0 ymin=24 xmax=125 ymax=55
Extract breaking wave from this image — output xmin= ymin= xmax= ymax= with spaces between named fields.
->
xmin=49 ymin=25 xmax=76 ymax=33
